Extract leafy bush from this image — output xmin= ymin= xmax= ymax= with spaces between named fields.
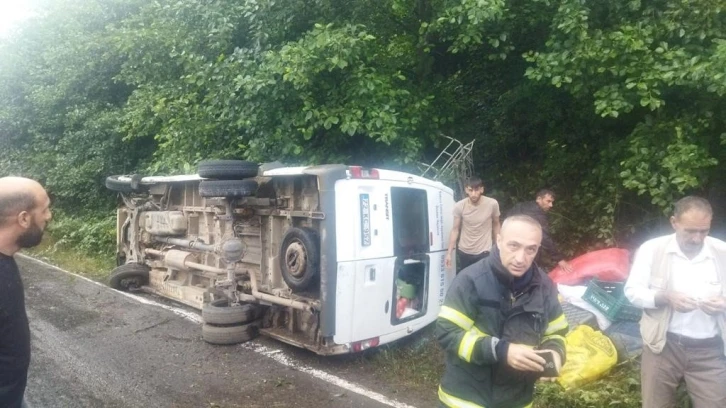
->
xmin=3 ymin=0 xmax=726 ymax=251
xmin=535 ymin=362 xmax=641 ymax=408
xmin=46 ymin=211 xmax=116 ymax=257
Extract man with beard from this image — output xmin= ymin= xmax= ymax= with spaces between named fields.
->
xmin=507 ymin=189 xmax=573 ymax=273
xmin=445 ymin=177 xmax=501 ymax=273
xmin=0 ymin=177 xmax=52 ymax=408
xmin=625 ymin=196 xmax=726 ymax=407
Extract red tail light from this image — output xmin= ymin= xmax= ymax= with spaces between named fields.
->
xmin=352 ymin=337 xmax=380 ymax=352
xmin=349 ymin=166 xmax=380 ymax=179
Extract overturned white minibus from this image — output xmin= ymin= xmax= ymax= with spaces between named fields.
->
xmin=107 ymin=161 xmax=454 ymax=355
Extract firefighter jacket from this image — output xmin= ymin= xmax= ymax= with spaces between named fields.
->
xmin=436 ymin=247 xmax=568 ymax=408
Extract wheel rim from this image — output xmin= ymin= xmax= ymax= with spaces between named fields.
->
xmin=120 ymin=277 xmax=143 ymax=290
xmin=285 ymin=241 xmax=307 ymax=278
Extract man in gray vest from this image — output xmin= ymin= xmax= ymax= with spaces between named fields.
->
xmin=625 ymin=196 xmax=726 ymax=407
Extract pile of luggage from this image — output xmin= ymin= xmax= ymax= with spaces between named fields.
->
xmin=549 ymin=249 xmax=643 ymax=389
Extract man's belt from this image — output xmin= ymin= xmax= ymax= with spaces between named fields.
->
xmin=666 ymin=332 xmax=722 ymax=348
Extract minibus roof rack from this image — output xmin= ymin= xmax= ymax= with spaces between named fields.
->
xmin=418 ymin=135 xmax=474 ymax=198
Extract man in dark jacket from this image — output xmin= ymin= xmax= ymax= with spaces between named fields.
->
xmin=0 ymin=177 xmax=53 ymax=408
xmin=508 ymin=189 xmax=573 ymax=273
xmin=436 ymin=215 xmax=568 ymax=408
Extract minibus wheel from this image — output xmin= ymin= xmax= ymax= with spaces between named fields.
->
xmin=109 ymin=263 xmax=150 ymax=291
xmin=279 ymin=227 xmax=319 ymax=291
xmin=198 ymin=160 xmax=259 ymax=179
xmin=198 ymin=179 xmax=258 ymax=198
xmin=202 ymin=298 xmax=262 ymax=325
xmin=105 ymin=175 xmax=147 ymax=193
xmin=202 ymin=321 xmax=259 ymax=345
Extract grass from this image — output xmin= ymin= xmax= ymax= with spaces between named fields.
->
xmin=535 ymin=361 xmax=643 ymax=408
xmin=22 ymin=233 xmax=116 ymax=282
xmin=359 ymin=325 xmax=445 ymax=392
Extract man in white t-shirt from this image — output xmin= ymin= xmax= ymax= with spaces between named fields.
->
xmin=445 ymin=177 xmax=500 ymax=273
xmin=625 ymin=196 xmax=726 ymax=407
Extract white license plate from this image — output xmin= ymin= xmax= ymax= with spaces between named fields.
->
xmin=360 ymin=194 xmax=371 ymax=246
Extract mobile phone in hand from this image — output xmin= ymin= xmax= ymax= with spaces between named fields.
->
xmin=535 ymin=350 xmax=560 ymax=377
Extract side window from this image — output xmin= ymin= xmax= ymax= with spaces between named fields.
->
xmin=391 ymin=187 xmax=429 ymax=256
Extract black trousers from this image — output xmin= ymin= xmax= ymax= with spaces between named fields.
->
xmin=456 ymin=249 xmax=490 ymax=273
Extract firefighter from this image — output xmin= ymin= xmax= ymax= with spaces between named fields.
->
xmin=436 ymin=215 xmax=568 ymax=408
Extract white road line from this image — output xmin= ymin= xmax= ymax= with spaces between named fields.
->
xmin=18 ymin=254 xmax=419 ymax=408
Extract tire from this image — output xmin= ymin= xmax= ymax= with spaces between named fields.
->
xmin=279 ymin=227 xmax=320 ymax=292
xmin=202 ymin=322 xmax=258 ymax=345
xmin=198 ymin=160 xmax=258 ymax=179
xmin=109 ymin=263 xmax=150 ymax=291
xmin=202 ymin=299 xmax=262 ymax=325
xmin=105 ymin=175 xmax=146 ymax=193
xmin=198 ymin=179 xmax=258 ymax=198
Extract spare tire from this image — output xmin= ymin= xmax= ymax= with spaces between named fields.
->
xmin=198 ymin=160 xmax=258 ymax=179
xmin=105 ymin=175 xmax=147 ymax=193
xmin=198 ymin=179 xmax=258 ymax=198
xmin=109 ymin=263 xmax=150 ymax=291
xmin=279 ymin=227 xmax=320 ymax=292
xmin=202 ymin=298 xmax=262 ymax=325
xmin=202 ymin=321 xmax=259 ymax=345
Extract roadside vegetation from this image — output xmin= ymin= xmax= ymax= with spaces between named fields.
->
xmin=2 ymin=0 xmax=725 ymax=257
xmin=3 ymin=0 xmax=725 ymax=406
xmin=23 ymin=212 xmax=116 ymax=281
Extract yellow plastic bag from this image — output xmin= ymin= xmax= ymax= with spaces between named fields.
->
xmin=556 ymin=325 xmax=618 ymax=390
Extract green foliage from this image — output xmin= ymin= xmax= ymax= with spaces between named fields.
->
xmin=620 ymin=120 xmax=718 ymax=210
xmin=45 ymin=211 xmax=117 ymax=257
xmin=111 ymin=0 xmax=451 ymax=170
xmin=361 ymin=325 xmax=444 ymax=395
xmin=525 ymin=0 xmax=726 ymax=117
xmin=1 ymin=0 xmax=726 ymax=257
xmin=522 ymin=0 xmax=726 ymax=221
xmin=0 ymin=0 xmax=152 ymax=212
xmin=230 ymin=23 xmax=442 ymax=163
xmin=536 ymin=360 xmax=693 ymax=408
xmin=535 ymin=362 xmax=642 ymax=408
xmin=428 ymin=0 xmax=507 ymax=54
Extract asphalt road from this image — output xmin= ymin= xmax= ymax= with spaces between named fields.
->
xmin=17 ymin=255 xmax=422 ymax=408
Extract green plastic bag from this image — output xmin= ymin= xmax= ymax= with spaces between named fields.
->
xmin=556 ymin=325 xmax=618 ymax=390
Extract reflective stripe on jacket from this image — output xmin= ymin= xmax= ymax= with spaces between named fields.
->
xmin=437 ymin=250 xmax=567 ymax=408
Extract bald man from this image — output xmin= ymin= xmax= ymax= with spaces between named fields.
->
xmin=436 ymin=215 xmax=567 ymax=408
xmin=0 ymin=177 xmax=52 ymax=408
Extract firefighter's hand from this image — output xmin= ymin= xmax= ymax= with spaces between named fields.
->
xmin=557 ymin=260 xmax=573 ymax=274
xmin=506 ymin=344 xmax=545 ymax=372
xmin=445 ymin=252 xmax=453 ymax=270
xmin=699 ymin=296 xmax=726 ymax=315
